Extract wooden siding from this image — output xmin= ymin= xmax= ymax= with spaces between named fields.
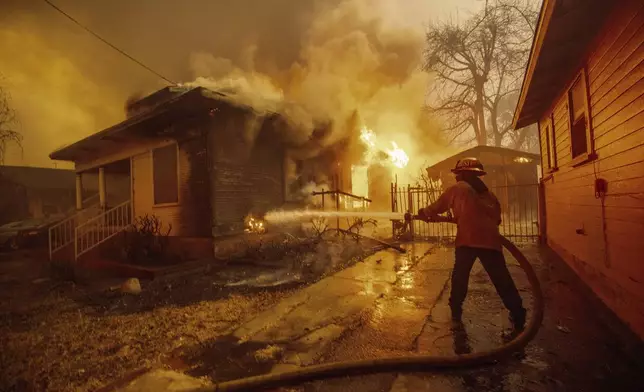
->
xmin=131 ymin=134 xmax=211 ymax=238
xmin=539 ymin=0 xmax=644 ymax=338
xmin=209 ymin=108 xmax=286 ymax=236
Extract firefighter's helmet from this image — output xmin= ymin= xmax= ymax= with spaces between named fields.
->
xmin=451 ymin=157 xmax=487 ymax=176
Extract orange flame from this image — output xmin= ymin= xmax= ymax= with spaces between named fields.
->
xmin=358 ymin=126 xmax=409 ymax=169
xmin=245 ymin=215 xmax=267 ymax=234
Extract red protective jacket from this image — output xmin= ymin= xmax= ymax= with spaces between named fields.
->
xmin=423 ymin=181 xmax=502 ymax=251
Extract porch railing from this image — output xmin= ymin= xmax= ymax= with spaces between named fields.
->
xmin=48 ymin=194 xmax=102 ymax=260
xmin=74 ymin=200 xmax=132 ymax=259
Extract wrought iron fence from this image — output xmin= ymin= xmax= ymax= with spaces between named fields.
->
xmin=391 ymin=182 xmax=540 ymax=242
xmin=311 ymin=189 xmax=372 ymax=230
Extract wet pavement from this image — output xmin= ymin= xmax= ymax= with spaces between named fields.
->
xmin=110 ymin=242 xmax=644 ymax=392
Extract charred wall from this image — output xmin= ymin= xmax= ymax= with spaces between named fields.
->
xmin=287 ymin=138 xmax=355 ymax=199
xmin=209 ymin=107 xmax=286 ymax=236
xmin=177 ymin=129 xmax=212 ymax=237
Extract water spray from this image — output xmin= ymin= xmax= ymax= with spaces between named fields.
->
xmin=264 ymin=209 xmax=406 ymax=223
xmin=190 ymin=211 xmax=544 ymax=391
xmin=264 ymin=209 xmax=410 ymax=253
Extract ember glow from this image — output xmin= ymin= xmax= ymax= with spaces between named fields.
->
xmin=245 ymin=215 xmax=266 ymax=234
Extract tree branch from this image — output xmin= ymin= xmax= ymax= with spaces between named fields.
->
xmin=0 ymin=81 xmax=22 ymax=164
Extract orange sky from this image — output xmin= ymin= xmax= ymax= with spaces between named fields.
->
xmin=0 ymin=0 xmax=482 ymax=169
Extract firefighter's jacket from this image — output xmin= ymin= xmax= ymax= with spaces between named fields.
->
xmin=424 ymin=181 xmax=502 ymax=251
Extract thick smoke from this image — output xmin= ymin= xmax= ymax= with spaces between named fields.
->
xmin=184 ymin=0 xmax=451 ymax=183
xmin=0 ymin=0 xmax=457 ymax=172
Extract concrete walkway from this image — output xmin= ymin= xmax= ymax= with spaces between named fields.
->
xmin=112 ymin=242 xmax=644 ymax=392
xmin=114 ymin=243 xmax=446 ymax=390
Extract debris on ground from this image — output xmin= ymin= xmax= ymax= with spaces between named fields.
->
xmin=121 ymin=278 xmax=142 ymax=295
xmin=0 ymin=235 xmax=380 ymax=392
xmin=254 ymin=344 xmax=284 ymax=362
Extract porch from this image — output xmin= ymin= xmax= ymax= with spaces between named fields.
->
xmin=46 ymin=87 xmax=219 ymax=264
xmin=46 ymin=156 xmax=132 ymax=262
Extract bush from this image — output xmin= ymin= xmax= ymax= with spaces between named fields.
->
xmin=121 ymin=214 xmax=176 ymax=265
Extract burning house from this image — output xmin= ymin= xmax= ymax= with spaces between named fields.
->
xmin=46 ymin=84 xmax=414 ymax=263
xmin=352 ymin=126 xmax=410 ymax=210
xmin=286 ymin=111 xmax=362 ymax=205
xmin=48 ymin=86 xmax=298 ymax=261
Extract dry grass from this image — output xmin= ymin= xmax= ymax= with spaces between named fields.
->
xmin=0 ymin=278 xmax=293 ymax=391
xmin=0 ymin=234 xmax=380 ymax=391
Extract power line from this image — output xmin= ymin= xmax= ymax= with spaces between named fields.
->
xmin=43 ymin=0 xmax=176 ymax=85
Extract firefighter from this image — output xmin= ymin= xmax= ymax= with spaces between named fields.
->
xmin=417 ymin=157 xmax=526 ymax=337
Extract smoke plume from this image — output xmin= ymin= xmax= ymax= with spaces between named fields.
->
xmin=185 ymin=0 xmax=449 ymax=177
xmin=0 ymin=0 xmax=456 ymax=173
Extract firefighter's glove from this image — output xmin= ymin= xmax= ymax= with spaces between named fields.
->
xmin=417 ymin=207 xmax=433 ymax=222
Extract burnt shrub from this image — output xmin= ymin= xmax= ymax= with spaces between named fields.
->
xmin=121 ymin=214 xmax=178 ymax=265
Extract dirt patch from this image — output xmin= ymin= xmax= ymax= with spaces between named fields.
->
xmin=0 ymin=236 xmax=382 ymax=392
xmin=0 ymin=280 xmax=292 ymax=391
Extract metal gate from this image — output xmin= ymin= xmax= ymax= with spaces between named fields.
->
xmin=391 ymin=182 xmax=540 ymax=242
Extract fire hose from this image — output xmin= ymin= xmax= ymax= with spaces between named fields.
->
xmin=194 ymin=215 xmax=544 ymax=392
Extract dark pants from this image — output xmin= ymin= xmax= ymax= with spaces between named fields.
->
xmin=450 ymin=246 xmax=526 ymax=322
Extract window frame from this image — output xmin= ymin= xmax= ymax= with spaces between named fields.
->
xmin=541 ymin=113 xmax=558 ymax=174
xmin=566 ymin=68 xmax=596 ymax=167
xmin=151 ymin=142 xmax=180 ymax=207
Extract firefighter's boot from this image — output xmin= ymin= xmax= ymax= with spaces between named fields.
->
xmin=502 ymin=309 xmax=526 ymax=342
xmin=450 ymin=307 xmax=463 ymax=327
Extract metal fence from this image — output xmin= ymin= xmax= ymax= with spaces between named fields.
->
xmin=390 ymin=182 xmax=540 ymax=242
xmin=311 ymin=189 xmax=372 ymax=231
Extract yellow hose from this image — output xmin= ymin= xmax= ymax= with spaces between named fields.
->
xmin=194 ymin=236 xmax=544 ymax=391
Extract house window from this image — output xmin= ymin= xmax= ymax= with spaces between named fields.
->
xmin=544 ymin=124 xmax=553 ymax=169
xmin=568 ymin=71 xmax=592 ymax=160
xmin=152 ymin=144 xmax=179 ymax=205
xmin=543 ymin=114 xmax=557 ymax=172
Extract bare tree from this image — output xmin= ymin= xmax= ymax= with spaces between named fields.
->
xmin=0 ymin=78 xmax=22 ymax=164
xmin=424 ymin=0 xmax=539 ymax=150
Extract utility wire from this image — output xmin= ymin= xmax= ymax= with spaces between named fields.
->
xmin=43 ymin=0 xmax=176 ymax=85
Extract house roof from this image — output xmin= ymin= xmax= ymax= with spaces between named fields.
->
xmin=427 ymin=145 xmax=541 ymax=171
xmin=0 ymin=165 xmax=95 ymax=191
xmin=512 ymin=0 xmax=617 ymax=129
xmin=50 ymin=86 xmax=274 ymax=162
